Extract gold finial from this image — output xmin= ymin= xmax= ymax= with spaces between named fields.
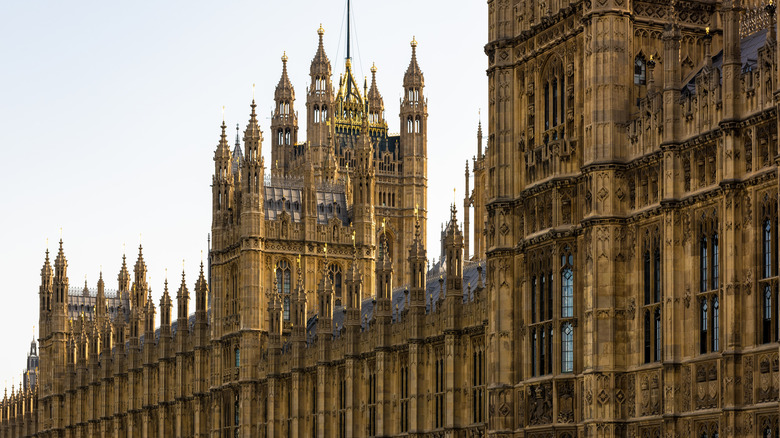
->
xmin=649 ymin=54 xmax=653 ymax=61
xmin=324 ymin=243 xmax=328 ymax=254
xmin=46 ymin=237 xmax=48 ymax=248
xmin=414 ymin=203 xmax=419 ymax=219
xmin=411 ymin=36 xmax=417 ymax=48
xmin=317 ymin=23 xmax=324 ymax=36
xmin=382 ymin=219 xmax=386 ymax=230
xmin=453 ymin=187 xmax=456 ymax=204
xmin=59 ymin=227 xmax=63 ymax=239
xmin=252 ymin=83 xmax=255 ymax=100
xmin=221 ymin=106 xmax=225 ymax=122
xmin=705 ymin=26 xmax=710 ymax=35
xmin=282 ymin=51 xmax=288 ymax=63
xmin=370 ymin=63 xmax=377 ymax=74
xmin=123 ymin=242 xmax=126 ymax=254
xmin=297 ymin=254 xmax=301 ymax=267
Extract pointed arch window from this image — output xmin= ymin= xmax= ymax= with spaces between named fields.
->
xmin=760 ymin=199 xmax=778 ymax=344
xmin=276 ymin=260 xmax=292 ymax=321
xmin=698 ymin=215 xmax=720 ymax=353
xmin=314 ymin=105 xmax=320 ymax=123
xmin=642 ymin=233 xmax=662 ymax=363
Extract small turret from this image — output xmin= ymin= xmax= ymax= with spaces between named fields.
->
xmin=39 ymin=248 xmax=53 ymax=336
xmin=307 ymin=25 xmax=335 ymax=149
xmin=95 ymin=271 xmax=106 ymax=324
xmin=132 ymin=245 xmax=148 ymax=309
xmin=367 ymin=63 xmax=385 ymax=124
xmin=271 ymin=53 xmax=298 ymax=177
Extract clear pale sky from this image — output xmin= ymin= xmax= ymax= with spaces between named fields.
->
xmin=0 ymin=1 xmax=488 ymax=387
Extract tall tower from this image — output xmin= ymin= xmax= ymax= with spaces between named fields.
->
xmin=270 ymin=53 xmax=298 ymax=177
xmin=399 ymin=37 xmax=428 ymax=286
xmin=212 ymin=119 xmax=234 ymax=251
xmin=306 ymin=25 xmax=334 ymax=150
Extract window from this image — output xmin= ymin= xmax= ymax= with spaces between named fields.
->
xmin=634 ymin=55 xmax=646 ymax=85
xmin=400 ymin=362 xmax=409 ymax=432
xmin=699 ymin=215 xmax=720 ymax=353
xmin=642 ymin=234 xmax=662 ymax=363
xmin=562 ymin=322 xmax=573 ymax=373
xmin=561 ymin=254 xmax=573 ymax=318
xmin=434 ymin=354 xmax=444 ymax=428
xmin=471 ymin=347 xmax=485 ymax=423
xmin=760 ymin=199 xmax=778 ymax=344
xmin=234 ymin=347 xmax=240 ymax=368
xmin=338 ymin=369 xmax=346 ymax=438
xmin=276 ymin=260 xmax=292 ymax=320
xmin=368 ymin=367 xmax=377 ymax=436
xmin=314 ymin=105 xmax=320 ymax=123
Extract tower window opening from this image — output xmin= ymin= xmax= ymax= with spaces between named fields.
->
xmin=634 ymin=55 xmax=646 ymax=85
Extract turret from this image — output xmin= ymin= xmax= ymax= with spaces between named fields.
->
xmin=160 ymin=279 xmax=172 ymax=338
xmin=176 ymin=269 xmax=190 ymax=345
xmin=118 ymin=252 xmax=131 ymax=307
xmin=316 ymin=248 xmax=334 ymax=340
xmin=367 ymin=63 xmax=385 ymax=125
xmin=143 ymin=288 xmax=156 ymax=363
xmin=194 ymin=262 xmax=209 ymax=348
xmin=95 ymin=271 xmax=106 ymax=324
xmin=132 ymin=245 xmax=148 ymax=309
xmin=400 ymin=37 xmax=427 ymax=161
xmin=444 ymin=204 xmax=464 ymax=296
xmin=375 ymin=230 xmax=393 ymax=316
xmin=271 ymin=53 xmax=298 ymax=177
xmin=407 ymin=208 xmax=427 ymax=315
xmin=240 ymin=95 xmax=265 ymax=236
xmin=212 ymin=119 xmax=235 ymax=250
xmin=307 ymin=25 xmax=335 ymax=149
xmin=39 ymin=248 xmax=53 ymax=337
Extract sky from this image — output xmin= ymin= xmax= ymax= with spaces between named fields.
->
xmin=0 ymin=1 xmax=488 ymax=387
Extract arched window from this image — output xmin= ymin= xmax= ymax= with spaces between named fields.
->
xmin=763 ymin=285 xmax=773 ymax=343
xmin=407 ymin=116 xmax=413 ymax=133
xmin=285 ymin=129 xmax=291 ymax=145
xmin=654 ymin=308 xmax=661 ymax=361
xmin=544 ymin=82 xmax=550 ymax=130
xmin=234 ymin=347 xmax=240 ymax=368
xmin=276 ymin=260 xmax=292 ymax=321
xmin=314 ymin=105 xmax=320 ymax=123
xmin=322 ymin=105 xmax=327 ymax=120
xmin=712 ymin=296 xmax=719 ymax=351
xmin=643 ymin=250 xmax=651 ymax=305
xmin=634 ymin=55 xmax=646 ymax=85
xmin=700 ymin=299 xmax=708 ymax=354
xmin=415 ymin=117 xmax=420 ymax=133
xmin=561 ymin=253 xmax=573 ymax=318
xmin=278 ymin=129 xmax=283 ymax=145
xmin=712 ymin=233 xmax=719 ymax=289
xmin=530 ymin=276 xmax=537 ymax=323
xmin=700 ymin=236 xmax=708 ymax=292
xmin=562 ymin=322 xmax=573 ymax=373
xmin=764 ymin=219 xmax=772 ymax=279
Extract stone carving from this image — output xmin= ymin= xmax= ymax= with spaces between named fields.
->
xmin=557 ymin=380 xmax=575 ymax=423
xmin=528 ymin=383 xmax=552 ymax=425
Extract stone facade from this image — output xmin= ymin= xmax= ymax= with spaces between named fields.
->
xmin=6 ymin=1 xmax=780 ymax=437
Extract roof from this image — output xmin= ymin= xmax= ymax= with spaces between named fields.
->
xmin=306 ymin=260 xmax=485 ymax=341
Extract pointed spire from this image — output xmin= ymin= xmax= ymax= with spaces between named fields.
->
xmin=404 ymin=36 xmax=424 ymax=87
xmin=215 ymin=117 xmax=231 ymax=163
xmin=232 ymin=123 xmax=243 ymax=172
xmin=310 ymin=24 xmax=332 ymax=78
xmin=275 ymin=52 xmax=295 ymax=100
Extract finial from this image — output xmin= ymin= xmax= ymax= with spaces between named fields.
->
xmin=282 ymin=51 xmax=288 ymax=64
xmin=705 ymin=26 xmax=710 ymax=35
xmin=324 ymin=243 xmax=328 ymax=254
xmin=221 ymin=106 xmax=225 ymax=122
xmin=317 ymin=23 xmax=324 ymax=36
xmin=371 ymin=63 xmax=377 ymax=74
xmin=415 ymin=204 xmax=419 ymax=220
xmin=252 ymin=83 xmax=255 ymax=100
xmin=411 ymin=36 xmax=417 ymax=48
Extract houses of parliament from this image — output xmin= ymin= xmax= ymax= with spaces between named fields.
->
xmin=7 ymin=0 xmax=780 ymax=436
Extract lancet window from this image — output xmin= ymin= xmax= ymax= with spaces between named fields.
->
xmin=760 ymin=195 xmax=778 ymax=344
xmin=276 ymin=260 xmax=292 ymax=321
xmin=698 ymin=212 xmax=720 ymax=353
xmin=641 ymin=230 xmax=662 ymax=363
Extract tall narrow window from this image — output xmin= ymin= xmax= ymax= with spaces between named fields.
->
xmin=654 ymin=248 xmax=661 ymax=302
xmin=552 ymin=78 xmax=558 ymax=127
xmin=764 ymin=219 xmax=772 ymax=279
xmin=277 ymin=260 xmax=292 ymax=321
xmin=763 ymin=285 xmax=772 ymax=343
xmin=712 ymin=296 xmax=719 ymax=351
xmin=234 ymin=347 xmax=240 ymax=368
xmin=544 ymin=82 xmax=550 ymax=130
xmin=547 ymin=272 xmax=553 ymax=320
xmin=700 ymin=236 xmax=708 ymax=292
xmin=644 ymin=251 xmax=652 ymax=304
xmin=644 ymin=311 xmax=652 ymax=363
xmin=539 ymin=275 xmax=545 ymax=324
xmin=700 ymin=299 xmax=708 ymax=354
xmin=547 ymin=326 xmax=553 ymax=374
xmin=531 ymin=277 xmax=537 ymax=323
xmin=712 ymin=233 xmax=719 ymax=289
xmin=654 ymin=308 xmax=661 ymax=361
xmin=531 ymin=330 xmax=537 ymax=377
xmin=540 ymin=329 xmax=546 ymax=376
xmin=561 ymin=264 xmax=573 ymax=318
xmin=562 ymin=322 xmax=573 ymax=373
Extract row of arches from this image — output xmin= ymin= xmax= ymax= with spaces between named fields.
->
xmin=313 ymin=105 xmax=328 ymax=123
xmin=406 ymin=116 xmax=422 ymax=134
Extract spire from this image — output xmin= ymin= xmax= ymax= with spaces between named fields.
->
xmin=118 ymin=251 xmax=130 ymax=293
xmin=177 ymin=267 xmax=189 ymax=323
xmin=275 ymin=52 xmax=295 ymax=101
xmin=310 ymin=24 xmax=332 ymax=77
xmin=477 ymin=114 xmax=483 ymax=158
xmin=215 ymin=119 xmax=231 ymax=160
xmin=232 ymin=123 xmax=243 ymax=174
xmin=367 ymin=62 xmax=384 ymax=114
xmin=403 ymin=37 xmax=424 ymax=87
xmin=346 ymin=0 xmax=351 ymax=61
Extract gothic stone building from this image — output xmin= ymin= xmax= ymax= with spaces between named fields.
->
xmin=7 ymin=0 xmax=780 ymax=437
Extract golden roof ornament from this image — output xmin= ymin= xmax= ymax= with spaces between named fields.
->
xmin=317 ymin=23 xmax=324 ymax=36
xmin=411 ymin=36 xmax=417 ymax=48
